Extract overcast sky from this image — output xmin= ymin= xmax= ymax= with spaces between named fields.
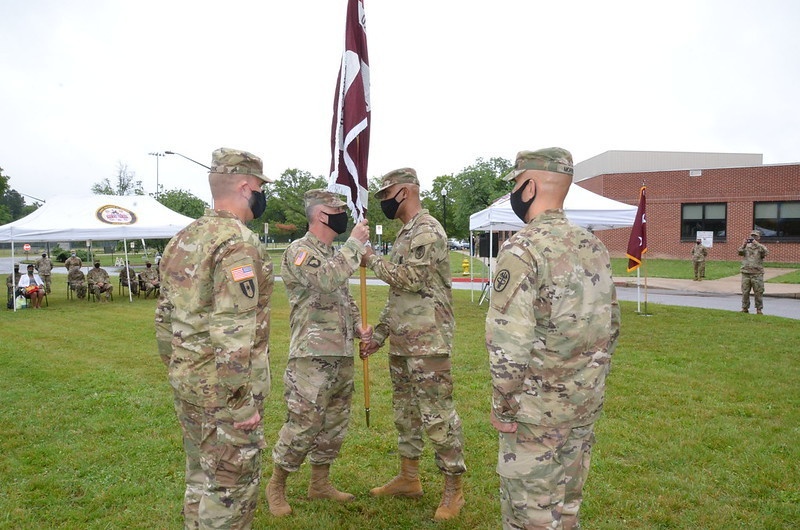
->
xmin=1 ymin=0 xmax=798 ymax=206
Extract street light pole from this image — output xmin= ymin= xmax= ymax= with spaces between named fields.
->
xmin=440 ymin=187 xmax=448 ymax=235
xmin=148 ymin=152 xmax=164 ymax=198
xmin=164 ymin=150 xmax=211 ymax=170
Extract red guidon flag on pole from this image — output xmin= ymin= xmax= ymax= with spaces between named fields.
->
xmin=329 ymin=0 xmax=370 ymax=222
xmin=626 ymin=186 xmax=647 ymax=272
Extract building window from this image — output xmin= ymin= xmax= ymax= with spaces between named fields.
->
xmin=754 ymin=201 xmax=800 ymax=241
xmin=681 ymin=203 xmax=727 ymax=241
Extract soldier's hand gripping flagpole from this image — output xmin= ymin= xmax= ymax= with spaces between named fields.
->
xmin=328 ymin=0 xmax=372 ymax=426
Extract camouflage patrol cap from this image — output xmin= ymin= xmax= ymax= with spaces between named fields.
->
xmin=304 ymin=189 xmax=347 ymax=209
xmin=503 ymin=147 xmax=574 ymax=181
xmin=750 ymin=230 xmax=761 ymax=238
xmin=13 ymin=263 xmax=19 ymax=270
xmin=210 ymin=147 xmax=273 ymax=183
xmin=375 ymin=168 xmax=419 ymax=199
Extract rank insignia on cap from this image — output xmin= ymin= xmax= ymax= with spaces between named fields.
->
xmin=294 ymin=250 xmax=309 ymax=266
xmin=230 ymin=264 xmax=255 ymax=282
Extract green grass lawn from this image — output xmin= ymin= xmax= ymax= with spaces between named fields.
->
xmin=1 ymin=275 xmax=798 ymax=529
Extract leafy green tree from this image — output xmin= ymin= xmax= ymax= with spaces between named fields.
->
xmin=0 ymin=167 xmax=9 ymax=223
xmin=443 ymin=157 xmax=513 ymax=238
xmin=258 ymin=168 xmax=326 ymax=240
xmin=91 ymin=162 xmax=144 ymax=195
xmin=156 ymin=188 xmax=208 ymax=219
xmin=0 ymin=168 xmax=41 ymax=224
xmin=421 ymin=174 xmax=458 ymax=237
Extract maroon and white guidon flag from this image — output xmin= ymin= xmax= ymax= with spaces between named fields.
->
xmin=329 ymin=0 xmax=370 ymax=222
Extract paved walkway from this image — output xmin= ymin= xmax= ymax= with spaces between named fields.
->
xmin=613 ymin=268 xmax=799 ymax=299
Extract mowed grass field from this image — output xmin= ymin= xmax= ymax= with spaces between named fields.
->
xmin=1 ymin=273 xmax=798 ymax=529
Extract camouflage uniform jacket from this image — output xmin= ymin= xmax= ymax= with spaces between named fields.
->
xmin=140 ymin=267 xmax=159 ymax=284
xmin=281 ymin=232 xmax=365 ymax=359
xmin=68 ymin=268 xmax=86 ymax=284
xmin=119 ymin=266 xmax=137 ymax=285
xmin=155 ymin=209 xmax=273 ymax=424
xmin=691 ymin=243 xmax=707 ymax=262
xmin=368 ymin=209 xmax=454 ymax=357
xmin=486 ymin=210 xmax=621 ymax=428
xmin=64 ymin=256 xmax=82 ymax=270
xmin=738 ymin=241 xmax=768 ymax=274
xmin=36 ymin=257 xmax=53 ymax=275
xmin=6 ymin=272 xmax=22 ymax=289
xmin=86 ymin=267 xmax=110 ymax=285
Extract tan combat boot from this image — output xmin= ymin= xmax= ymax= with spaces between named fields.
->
xmin=307 ymin=464 xmax=355 ymax=502
xmin=266 ymin=465 xmax=292 ymax=517
xmin=433 ymin=473 xmax=465 ymax=521
xmin=369 ymin=457 xmax=424 ymax=498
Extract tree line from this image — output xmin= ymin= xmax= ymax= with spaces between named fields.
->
xmin=1 ymin=156 xmax=515 ymax=244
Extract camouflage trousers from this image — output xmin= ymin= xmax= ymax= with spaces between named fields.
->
xmin=693 ymin=261 xmax=705 ymax=280
xmin=741 ymin=273 xmax=764 ymax=310
xmin=122 ymin=279 xmax=139 ymax=295
xmin=497 ymin=422 xmax=595 ymax=530
xmin=90 ymin=283 xmax=112 ymax=300
xmin=69 ymin=281 xmax=87 ymax=299
xmin=173 ymin=398 xmax=263 ymax=530
xmin=41 ymin=273 xmax=51 ymax=293
xmin=272 ymin=356 xmax=354 ymax=472
xmin=389 ymin=355 xmax=466 ymax=475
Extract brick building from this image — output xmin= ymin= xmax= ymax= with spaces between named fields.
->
xmin=574 ymin=152 xmax=800 ymax=264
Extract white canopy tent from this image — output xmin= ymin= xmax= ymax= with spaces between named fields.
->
xmin=468 ymin=184 xmax=638 ymax=301
xmin=1 ymin=194 xmax=195 ymax=306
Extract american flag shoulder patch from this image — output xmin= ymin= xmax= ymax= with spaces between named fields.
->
xmin=230 ymin=264 xmax=255 ymax=282
xmin=294 ymin=250 xmax=309 ymax=266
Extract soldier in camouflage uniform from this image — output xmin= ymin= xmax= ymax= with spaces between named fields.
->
xmin=35 ymin=253 xmax=53 ymax=294
xmin=119 ymin=261 xmax=139 ymax=296
xmin=6 ymin=264 xmax=22 ymax=306
xmin=266 ymin=189 xmax=371 ymax=517
xmin=691 ymin=239 xmax=708 ymax=281
xmin=360 ymin=168 xmax=467 ymax=521
xmin=64 ymin=251 xmax=82 ymax=271
xmin=155 ymin=148 xmax=274 ymax=530
xmin=140 ymin=261 xmax=160 ymax=298
xmin=486 ymin=148 xmax=620 ymax=530
xmin=738 ymin=229 xmax=769 ymax=314
xmin=87 ymin=261 xmax=113 ymax=302
xmin=68 ymin=266 xmax=87 ymax=299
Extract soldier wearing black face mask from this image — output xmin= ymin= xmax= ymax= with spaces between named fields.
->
xmin=487 ymin=148 xmax=619 ymax=530
xmin=360 ymin=168 xmax=467 ymax=522
xmin=156 ymin=147 xmax=275 ymax=529
xmin=267 ymin=189 xmax=371 ymax=516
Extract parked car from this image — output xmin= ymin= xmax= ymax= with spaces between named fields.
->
xmin=448 ymin=239 xmax=469 ymax=250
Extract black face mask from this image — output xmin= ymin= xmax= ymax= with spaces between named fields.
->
xmin=380 ymin=189 xmax=405 ymax=220
xmin=323 ymin=211 xmax=349 ymax=235
xmin=248 ymin=190 xmax=267 ymax=219
xmin=510 ymin=179 xmax=536 ymax=222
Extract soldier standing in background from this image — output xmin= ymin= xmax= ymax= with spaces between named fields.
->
xmin=64 ymin=251 xmax=82 ymax=271
xmin=266 ymin=189 xmax=371 ymax=517
xmin=36 ymin=252 xmax=53 ymax=294
xmin=155 ymin=148 xmax=273 ymax=529
xmin=691 ymin=239 xmax=708 ymax=281
xmin=739 ymin=229 xmax=769 ymax=314
xmin=486 ymin=148 xmax=620 ymax=530
xmin=68 ymin=266 xmax=87 ymax=299
xmin=360 ymin=168 xmax=466 ymax=522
